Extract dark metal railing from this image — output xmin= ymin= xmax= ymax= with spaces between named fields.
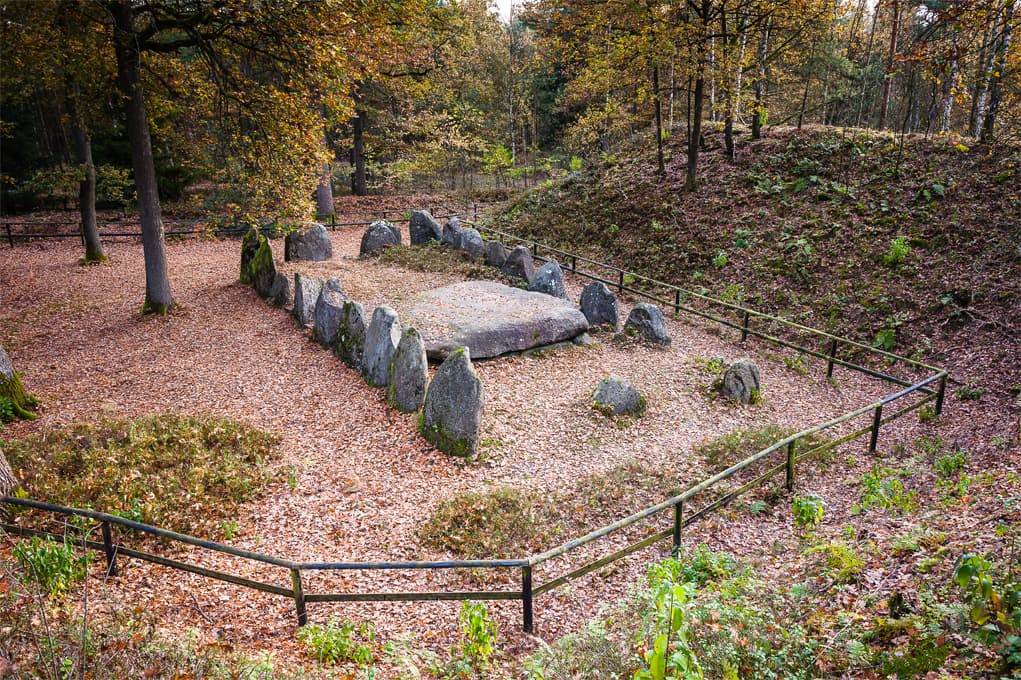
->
xmin=1 ymin=207 xmax=947 ymax=634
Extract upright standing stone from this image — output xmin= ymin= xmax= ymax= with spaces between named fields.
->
xmin=459 ymin=228 xmax=485 ymax=257
xmin=420 ymin=347 xmax=483 ymax=457
xmin=267 ymin=272 xmax=291 ymax=308
xmin=441 ymin=217 xmax=464 ymax=247
xmin=293 ymin=274 xmax=323 ymax=328
xmin=360 ymin=220 xmax=401 ymax=256
xmin=239 ymin=227 xmax=261 ymax=284
xmin=528 ymin=260 xmax=569 ymax=299
xmin=502 ymin=245 xmax=536 ymax=283
xmin=362 ymin=306 xmax=401 ymax=387
xmin=484 ymin=240 xmax=508 ymax=267
xmin=251 ymin=236 xmax=278 ymax=299
xmin=388 ymin=327 xmax=429 ymax=413
xmin=410 ymin=210 xmax=442 ymax=245
xmin=314 ymin=277 xmax=347 ymax=348
xmin=335 ymin=300 xmax=368 ymax=370
xmin=624 ymin=303 xmax=671 ymax=346
xmin=580 ymin=282 xmax=619 ymax=329
xmin=284 ymin=222 xmax=332 ymax=261
xmin=720 ymin=359 xmax=762 ymax=404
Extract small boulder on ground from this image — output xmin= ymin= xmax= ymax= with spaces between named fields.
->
xmin=528 ymin=260 xmax=569 ymax=299
xmin=313 ymin=277 xmax=347 ymax=347
xmin=284 ymin=222 xmax=332 ymax=261
xmin=441 ymin=217 xmax=464 ymax=247
xmin=624 ymin=303 xmax=671 ymax=346
xmin=388 ymin=327 xmax=429 ymax=413
xmin=484 ymin=240 xmax=508 ymax=267
xmin=362 ymin=306 xmax=401 ymax=387
xmin=591 ymin=375 xmax=647 ymax=417
xmin=267 ymin=272 xmax=291 ymax=308
xmin=720 ymin=358 xmax=761 ymax=404
xmin=580 ymin=282 xmax=619 ymax=329
xmin=251 ymin=236 xmax=278 ymax=299
xmin=420 ymin=346 xmax=483 ymax=457
xmin=502 ymin=245 xmax=535 ymax=283
xmin=360 ymin=220 xmax=401 ymax=256
xmin=410 ymin=210 xmax=442 ymax=245
xmin=459 ymin=228 xmax=485 ymax=257
xmin=293 ymin=273 xmax=323 ymax=328
xmin=335 ymin=300 xmax=368 ymax=370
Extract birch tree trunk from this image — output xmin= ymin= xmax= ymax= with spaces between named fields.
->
xmin=981 ymin=0 xmax=1014 ymax=142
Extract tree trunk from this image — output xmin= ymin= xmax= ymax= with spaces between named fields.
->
xmin=752 ymin=15 xmax=771 ymax=140
xmin=111 ymin=0 xmax=173 ymax=314
xmin=878 ymin=0 xmax=901 ymax=130
xmin=940 ymin=59 xmax=956 ymax=135
xmin=66 ymin=85 xmax=105 ymax=264
xmin=981 ymin=0 xmax=1014 ymax=143
xmin=653 ymin=65 xmax=665 ymax=176
xmin=969 ymin=4 xmax=997 ymax=138
xmin=0 ymin=344 xmax=36 ymax=421
xmin=351 ymin=105 xmax=367 ymax=196
xmin=316 ymin=163 xmax=334 ymax=217
xmin=0 ymin=446 xmax=17 ymax=500
xmin=686 ymin=74 xmax=705 ymax=192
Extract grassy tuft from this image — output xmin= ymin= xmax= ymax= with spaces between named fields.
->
xmin=3 ymin=413 xmax=280 ymax=535
xmin=695 ymin=423 xmax=829 ymax=472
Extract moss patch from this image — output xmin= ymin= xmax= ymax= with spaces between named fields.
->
xmin=0 ymin=371 xmax=37 ymax=420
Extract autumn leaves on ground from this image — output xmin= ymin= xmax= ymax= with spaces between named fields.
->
xmin=1 ymin=126 xmax=1019 ymax=678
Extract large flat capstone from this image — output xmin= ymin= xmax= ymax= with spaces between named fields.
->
xmin=404 ymin=281 xmax=589 ymax=360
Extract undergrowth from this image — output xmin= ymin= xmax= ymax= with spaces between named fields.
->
xmin=695 ymin=423 xmax=829 ymax=472
xmin=421 ymin=462 xmax=683 ymax=558
xmin=2 ymin=413 xmax=280 ymax=535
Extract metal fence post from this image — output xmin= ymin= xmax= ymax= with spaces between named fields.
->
xmin=826 ymin=339 xmax=838 ymax=378
xmin=618 ymin=269 xmax=624 ymax=293
xmin=674 ymin=289 xmax=681 ymax=313
xmin=571 ymin=255 xmax=577 ymax=273
xmin=869 ymin=404 xmax=883 ymax=454
xmin=522 ymin=565 xmax=533 ymax=633
xmin=672 ymin=500 xmax=684 ymax=556
xmin=935 ymin=374 xmax=947 ymax=415
xmin=101 ymin=521 xmax=118 ymax=576
xmin=786 ymin=441 xmax=796 ymax=491
xmin=291 ymin=569 xmax=308 ymax=626
xmin=741 ymin=311 xmax=751 ymax=342
xmin=532 ymin=240 xmax=538 ymax=257
xmin=5 ymin=224 xmax=13 ymax=248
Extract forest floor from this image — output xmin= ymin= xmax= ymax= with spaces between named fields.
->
xmin=0 ymin=193 xmax=953 ymax=677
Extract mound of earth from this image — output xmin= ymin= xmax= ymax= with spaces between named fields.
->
xmin=404 ymin=280 xmax=589 ymax=360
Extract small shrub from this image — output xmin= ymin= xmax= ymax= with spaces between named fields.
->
xmin=696 ymin=424 xmax=826 ymax=472
xmin=953 ymin=552 xmax=1021 ymax=672
xmin=956 ymin=381 xmax=985 ymax=400
xmin=420 ymin=487 xmax=549 ymax=558
xmin=3 ymin=413 xmax=280 ymax=535
xmin=804 ymin=540 xmax=865 ymax=583
xmin=853 ymin=466 xmax=918 ymax=514
xmin=934 ymin=449 xmax=967 ymax=478
xmin=712 ymin=250 xmax=728 ymax=268
xmin=0 ymin=396 xmax=15 ymax=423
xmin=882 ymin=236 xmax=911 ymax=266
xmin=12 ymin=536 xmax=89 ymax=596
xmin=792 ymin=494 xmax=825 ymax=534
xmin=296 ymin=619 xmax=376 ymax=665
xmin=444 ymin=602 xmax=499 ymax=678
